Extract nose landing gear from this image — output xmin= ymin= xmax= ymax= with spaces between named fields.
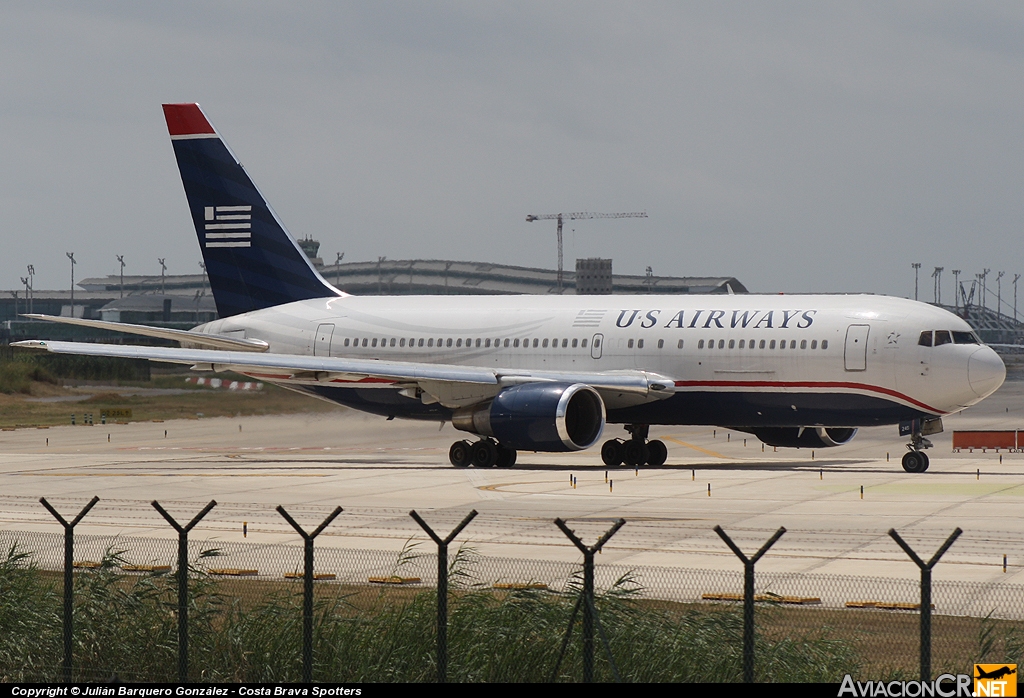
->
xmin=449 ymin=438 xmax=517 ymax=468
xmin=901 ymin=431 xmax=933 ymax=473
xmin=601 ymin=424 xmax=668 ymax=467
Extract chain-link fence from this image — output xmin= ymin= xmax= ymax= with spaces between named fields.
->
xmin=1 ymin=517 xmax=1022 ymax=683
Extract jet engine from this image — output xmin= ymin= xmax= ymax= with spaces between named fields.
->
xmin=452 ymin=382 xmax=605 ymax=452
xmin=748 ymin=427 xmax=858 ymax=449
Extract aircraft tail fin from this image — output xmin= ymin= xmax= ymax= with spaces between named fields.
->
xmin=162 ymin=103 xmax=343 ymax=318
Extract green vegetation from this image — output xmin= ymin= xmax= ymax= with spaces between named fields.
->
xmin=0 ymin=544 xmax=863 ymax=683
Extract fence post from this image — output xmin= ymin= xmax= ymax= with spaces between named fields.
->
xmin=409 ymin=509 xmax=478 ymax=683
xmin=713 ymin=525 xmax=786 ymax=683
xmin=151 ymin=500 xmax=217 ymax=683
xmin=888 ymin=527 xmax=962 ymax=681
xmin=553 ymin=517 xmax=626 ymax=683
xmin=39 ymin=496 xmax=99 ymax=683
xmin=276 ymin=505 xmax=343 ymax=683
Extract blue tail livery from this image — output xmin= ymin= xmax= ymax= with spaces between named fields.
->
xmin=163 ymin=103 xmax=342 ymax=318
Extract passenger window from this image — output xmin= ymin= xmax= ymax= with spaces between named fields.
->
xmin=769 ymin=340 xmax=776 ymax=349
xmin=514 ymin=339 xmax=520 ymax=348
xmin=749 ymin=339 xmax=755 ymax=349
xmin=728 ymin=339 xmax=735 ymax=349
xmin=456 ymin=338 xmax=462 ymax=347
xmin=372 ymin=338 xmax=378 ymax=348
xmin=821 ymin=340 xmax=828 ymax=350
xmin=544 ymin=338 xmax=550 ymax=348
xmin=811 ymin=340 xmax=817 ymax=349
xmin=658 ymin=339 xmax=664 ymax=349
xmin=718 ymin=339 xmax=724 ymax=349
xmin=583 ymin=339 xmax=589 ymax=347
xmin=627 ymin=339 xmax=634 ymax=349
xmin=739 ymin=340 xmax=745 ymax=349
xmin=533 ymin=338 xmax=539 ymax=348
xmin=638 ymin=339 xmax=644 ymax=349
xmin=759 ymin=340 xmax=765 ymax=349
xmin=918 ymin=331 xmax=933 ymax=347
xmin=400 ymin=338 xmax=406 ymax=347
xmin=446 ymin=338 xmax=453 ymax=347
xmin=390 ymin=338 xmax=396 ymax=347
xmin=476 ymin=338 xmax=482 ymax=347
xmin=677 ymin=339 xmax=684 ymax=349
xmin=800 ymin=340 xmax=806 ymax=349
xmin=418 ymin=338 xmax=424 ymax=347
xmin=698 ymin=339 xmax=705 ymax=349
xmin=779 ymin=340 xmax=785 ymax=350
xmin=504 ymin=338 xmax=510 ymax=348
xmin=344 ymin=338 xmax=350 ymax=347
xmin=572 ymin=339 xmax=578 ymax=348
xmin=562 ymin=338 xmax=568 ymax=348
xmin=934 ymin=330 xmax=952 ymax=346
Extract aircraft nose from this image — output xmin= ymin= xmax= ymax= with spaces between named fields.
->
xmin=968 ymin=346 xmax=1006 ymax=398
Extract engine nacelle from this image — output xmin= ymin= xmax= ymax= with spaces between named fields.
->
xmin=452 ymin=382 xmax=606 ymax=452
xmin=750 ymin=427 xmax=858 ymax=449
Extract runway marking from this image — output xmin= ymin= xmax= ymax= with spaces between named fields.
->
xmin=16 ymin=472 xmax=330 ymax=478
xmin=815 ymin=483 xmax=1024 ymax=496
xmin=478 ymin=481 xmax=555 ymax=492
xmin=662 ymin=436 xmax=732 ymax=460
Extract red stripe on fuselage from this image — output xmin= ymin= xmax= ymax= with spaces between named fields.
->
xmin=673 ymin=379 xmax=944 ymax=414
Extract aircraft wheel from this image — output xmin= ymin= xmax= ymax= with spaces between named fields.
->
xmin=495 ymin=445 xmax=517 ymax=468
xmin=472 ymin=439 xmax=499 ymax=467
xmin=623 ymin=440 xmax=649 ymax=467
xmin=449 ymin=440 xmax=472 ymax=467
xmin=601 ymin=439 xmax=624 ymax=467
xmin=920 ymin=452 xmax=930 ymax=472
xmin=901 ymin=451 xmax=927 ymax=474
xmin=647 ymin=440 xmax=668 ymax=466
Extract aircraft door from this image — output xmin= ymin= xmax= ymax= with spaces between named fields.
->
xmin=591 ymin=333 xmax=604 ymax=359
xmin=844 ymin=324 xmax=869 ymax=371
xmin=314 ymin=323 xmax=335 ymax=357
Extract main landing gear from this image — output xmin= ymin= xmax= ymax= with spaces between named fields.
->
xmin=449 ymin=438 xmax=517 ymax=468
xmin=601 ymin=424 xmax=668 ymax=467
xmin=901 ymin=430 xmax=933 ymax=474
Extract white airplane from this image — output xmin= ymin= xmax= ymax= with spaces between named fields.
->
xmin=16 ymin=104 xmax=1006 ymax=474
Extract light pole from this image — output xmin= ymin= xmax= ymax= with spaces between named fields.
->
xmin=198 ymin=262 xmax=207 ymax=292
xmin=1014 ymin=274 xmax=1021 ymax=322
xmin=66 ymin=252 xmax=76 ymax=318
xmin=997 ymin=271 xmax=1005 ymax=317
xmin=952 ymin=270 xmax=961 ymax=312
xmin=932 ymin=267 xmax=943 ymax=304
xmin=335 ymin=252 xmax=344 ymax=287
xmin=911 ymin=263 xmax=922 ymax=301
xmin=26 ymin=265 xmax=34 ymax=316
xmin=981 ymin=269 xmax=991 ymax=312
xmin=158 ymin=258 xmax=167 ymax=295
xmin=117 ymin=255 xmax=125 ymax=298
xmin=19 ymin=278 xmax=29 ymax=316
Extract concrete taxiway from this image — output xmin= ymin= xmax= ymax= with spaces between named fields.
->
xmin=2 ymin=380 xmax=1024 ymax=584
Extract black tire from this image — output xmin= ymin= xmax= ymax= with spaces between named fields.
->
xmin=623 ymin=440 xmax=649 ymax=467
xmin=472 ymin=439 xmax=499 ymax=467
xmin=496 ymin=445 xmax=517 ymax=468
xmin=449 ymin=440 xmax=472 ymax=467
xmin=601 ymin=439 xmax=624 ymax=467
xmin=901 ymin=451 xmax=926 ymax=474
xmin=647 ymin=440 xmax=668 ymax=466
xmin=920 ymin=452 xmax=930 ymax=472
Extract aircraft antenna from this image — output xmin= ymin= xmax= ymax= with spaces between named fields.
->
xmin=526 ymin=212 xmax=647 ymax=292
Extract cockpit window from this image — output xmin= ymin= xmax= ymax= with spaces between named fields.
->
xmin=918 ymin=331 xmax=932 ymax=347
xmin=952 ymin=331 xmax=980 ymax=344
xmin=934 ymin=330 xmax=952 ymax=346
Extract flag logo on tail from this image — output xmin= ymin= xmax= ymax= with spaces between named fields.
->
xmin=204 ymin=206 xmax=252 ymax=248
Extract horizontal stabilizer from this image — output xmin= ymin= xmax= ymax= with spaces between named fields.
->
xmin=19 ymin=314 xmax=269 ymax=352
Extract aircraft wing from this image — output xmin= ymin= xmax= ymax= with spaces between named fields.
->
xmin=20 ymin=314 xmax=269 ymax=352
xmin=12 ymin=341 xmax=675 ymax=405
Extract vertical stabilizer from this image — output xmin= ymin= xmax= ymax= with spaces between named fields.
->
xmin=163 ymin=103 xmax=342 ymax=318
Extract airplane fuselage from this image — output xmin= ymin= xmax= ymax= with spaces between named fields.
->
xmin=195 ymin=292 xmax=1005 ymax=429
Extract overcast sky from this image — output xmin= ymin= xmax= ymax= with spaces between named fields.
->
xmin=2 ymin=2 xmax=1023 ymax=304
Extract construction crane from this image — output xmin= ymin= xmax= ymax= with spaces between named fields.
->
xmin=525 ymin=211 xmax=648 ymax=292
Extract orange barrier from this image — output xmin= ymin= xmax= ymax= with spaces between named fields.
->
xmin=952 ymin=431 xmax=1018 ymax=451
